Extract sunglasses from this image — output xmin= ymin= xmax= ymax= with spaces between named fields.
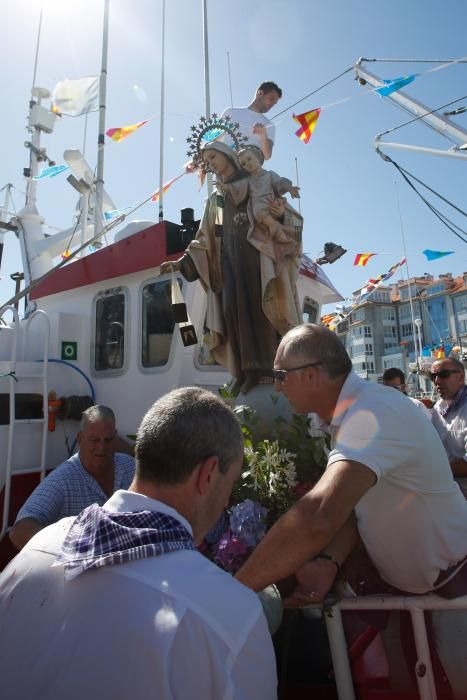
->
xmin=272 ymin=361 xmax=322 ymax=384
xmin=430 ymin=369 xmax=462 ymax=382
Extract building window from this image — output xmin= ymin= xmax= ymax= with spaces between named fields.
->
xmin=351 ymin=308 xmax=365 ymax=323
xmin=364 ymin=326 xmax=372 ymax=337
xmin=383 ymin=326 xmax=397 ymax=338
xmin=401 ymin=323 xmax=413 ymax=337
xmin=383 ymin=308 xmax=396 ymax=321
xmin=141 ymin=279 xmax=180 ymax=367
xmin=365 ymin=343 xmax=373 ymax=353
xmin=454 ymin=295 xmax=467 ymax=314
xmin=94 ymin=289 xmax=126 ymax=372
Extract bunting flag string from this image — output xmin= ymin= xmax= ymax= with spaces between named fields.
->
xmin=324 ymin=258 xmax=407 ymax=330
xmin=103 ymin=206 xmax=132 ymax=221
xmin=293 ymin=108 xmax=321 ymax=144
xmin=354 ymin=253 xmax=376 ymax=267
xmin=151 ymin=172 xmax=186 ymax=202
xmin=106 ymin=120 xmax=149 ymax=142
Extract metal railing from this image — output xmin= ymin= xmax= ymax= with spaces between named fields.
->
xmin=314 ymin=592 xmax=467 ymax=700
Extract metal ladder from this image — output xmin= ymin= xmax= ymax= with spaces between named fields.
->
xmin=0 ymin=307 xmax=50 ymax=540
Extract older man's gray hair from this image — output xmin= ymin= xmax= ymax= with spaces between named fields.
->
xmin=281 ymin=324 xmax=352 ymax=379
xmin=80 ymin=405 xmax=116 ymax=431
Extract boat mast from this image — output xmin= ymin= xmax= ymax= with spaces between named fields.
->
xmin=94 ymin=0 xmax=110 ymax=242
xmin=202 ymin=0 xmax=213 ymax=197
xmin=158 ymin=0 xmax=166 ymax=222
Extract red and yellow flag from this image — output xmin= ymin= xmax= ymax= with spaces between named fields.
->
xmin=106 ymin=120 xmax=148 ymax=142
xmin=293 ymin=108 xmax=321 ymax=144
xmin=354 ymin=253 xmax=376 ymax=267
xmin=320 ymin=314 xmax=335 ymax=327
xmin=151 ymin=173 xmax=185 ymax=202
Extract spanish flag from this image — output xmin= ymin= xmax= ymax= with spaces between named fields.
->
xmin=354 ymin=253 xmax=376 ymax=267
xmin=293 ymin=109 xmax=321 ymax=144
xmin=106 ymin=120 xmax=148 ymax=142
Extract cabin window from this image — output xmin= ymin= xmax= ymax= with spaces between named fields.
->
xmin=302 ymin=297 xmax=319 ymax=324
xmin=94 ymin=290 xmax=126 ymax=371
xmin=141 ymin=279 xmax=180 ymax=367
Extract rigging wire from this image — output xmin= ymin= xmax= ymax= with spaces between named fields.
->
xmin=271 ymin=66 xmax=354 ymax=120
xmin=377 ymin=94 xmax=467 ymax=138
xmin=359 ymin=58 xmax=467 ymax=64
xmin=393 ymin=178 xmax=419 ymax=362
xmin=393 ymin=162 xmax=467 ymax=219
xmin=381 ymin=154 xmax=467 ymax=244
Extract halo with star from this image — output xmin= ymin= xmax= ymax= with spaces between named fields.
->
xmin=186 ymin=113 xmax=248 ymax=173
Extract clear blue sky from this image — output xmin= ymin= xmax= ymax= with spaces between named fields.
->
xmin=1 ymin=0 xmax=466 ymax=309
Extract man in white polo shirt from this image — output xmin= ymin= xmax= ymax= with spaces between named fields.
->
xmin=0 ymin=387 xmax=276 ymax=700
xmin=237 ymin=324 xmax=467 ymax=697
xmin=221 ymin=81 xmax=282 ymax=160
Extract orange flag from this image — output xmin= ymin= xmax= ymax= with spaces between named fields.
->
xmin=151 ymin=173 xmax=186 ymax=202
xmin=106 ymin=120 xmax=148 ymax=142
xmin=293 ymin=109 xmax=321 ymax=144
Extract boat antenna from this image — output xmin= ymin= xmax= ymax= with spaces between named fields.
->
xmin=394 ymin=177 xmax=420 ymax=369
xmin=30 ymin=6 xmax=43 ymax=96
xmin=294 ymin=157 xmax=301 ymax=214
xmin=202 ymin=0 xmax=213 ymax=197
xmin=95 ymin=0 xmax=110 ymax=243
xmin=227 ymin=51 xmax=234 ymax=107
xmin=158 ymin=0 xmax=166 ymax=222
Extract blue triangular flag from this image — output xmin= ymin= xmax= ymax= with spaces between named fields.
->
xmin=422 ymin=249 xmax=454 ymax=261
xmin=375 ymin=75 xmax=417 ymax=97
xmin=33 ymin=164 xmax=70 ymax=180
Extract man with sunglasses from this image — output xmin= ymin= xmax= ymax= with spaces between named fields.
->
xmin=237 ymin=324 xmax=467 ymax=696
xmin=431 ymin=357 xmax=467 ymax=495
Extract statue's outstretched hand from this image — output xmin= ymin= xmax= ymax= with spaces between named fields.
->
xmin=270 ymin=197 xmax=286 ymax=220
xmin=159 ymin=259 xmax=182 ymax=275
xmin=283 ymin=558 xmax=338 ymax=609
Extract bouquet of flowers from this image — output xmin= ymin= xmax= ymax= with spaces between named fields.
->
xmin=202 ymin=396 xmax=329 ymax=574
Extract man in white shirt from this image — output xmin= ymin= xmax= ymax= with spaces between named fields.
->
xmin=222 ymin=81 xmax=282 ymax=160
xmin=237 ymin=324 xmax=467 ymax=697
xmin=0 ymin=387 xmax=276 ymax=700
xmin=431 ymin=357 xmax=467 ymax=495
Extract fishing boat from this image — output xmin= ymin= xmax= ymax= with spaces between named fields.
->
xmin=0 ymin=1 xmax=342 ymax=566
xmin=1 ymin=4 xmax=467 ymax=699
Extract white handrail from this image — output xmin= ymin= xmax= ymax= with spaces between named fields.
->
xmin=0 ymin=308 xmax=51 ymax=540
xmin=0 ymin=306 xmax=19 ymax=540
xmin=317 ymin=592 xmax=467 ymax=700
xmin=25 ymin=310 xmax=50 ymax=481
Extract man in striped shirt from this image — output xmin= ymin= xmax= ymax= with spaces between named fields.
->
xmin=9 ymin=404 xmax=135 ymax=550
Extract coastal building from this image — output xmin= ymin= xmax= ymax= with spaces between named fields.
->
xmin=331 ymin=272 xmax=467 ymax=382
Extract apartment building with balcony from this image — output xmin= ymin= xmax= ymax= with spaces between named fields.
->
xmin=333 ymin=272 xmax=467 ymax=381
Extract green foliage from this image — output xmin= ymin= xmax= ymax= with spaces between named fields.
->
xmin=225 ymin=393 xmax=329 ymax=523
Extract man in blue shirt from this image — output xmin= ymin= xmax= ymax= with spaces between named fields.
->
xmin=9 ymin=405 xmax=135 ymax=550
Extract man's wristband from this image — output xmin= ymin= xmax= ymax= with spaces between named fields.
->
xmin=313 ymin=554 xmax=340 ymax=574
